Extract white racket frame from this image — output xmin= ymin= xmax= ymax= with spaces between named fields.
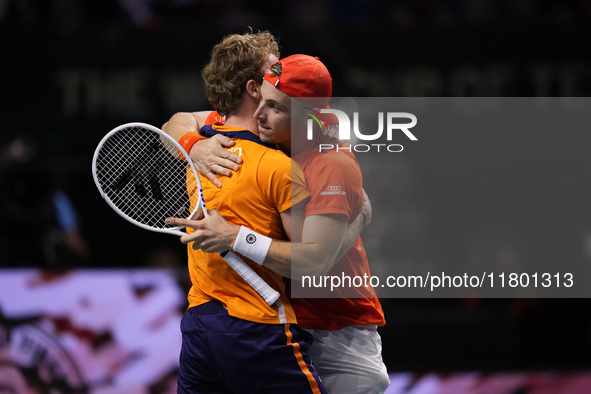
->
xmin=92 ymin=122 xmax=280 ymax=305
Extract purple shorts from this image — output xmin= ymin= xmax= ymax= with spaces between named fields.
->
xmin=177 ymin=301 xmax=326 ymax=394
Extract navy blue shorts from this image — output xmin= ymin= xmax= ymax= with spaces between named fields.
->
xmin=177 ymin=301 xmax=326 ymax=394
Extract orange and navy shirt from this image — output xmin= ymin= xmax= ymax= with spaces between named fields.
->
xmin=290 ymin=145 xmax=386 ymax=330
xmin=185 ymin=122 xmax=310 ymax=325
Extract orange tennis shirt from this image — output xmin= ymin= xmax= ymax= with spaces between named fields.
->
xmin=290 ymin=146 xmax=386 ymax=330
xmin=185 ymin=123 xmax=310 ymax=325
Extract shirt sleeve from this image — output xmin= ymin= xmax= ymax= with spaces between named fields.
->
xmin=257 ymin=150 xmax=310 ymax=213
xmin=204 ymin=111 xmax=225 ymax=125
xmin=304 ymin=152 xmax=363 ymax=221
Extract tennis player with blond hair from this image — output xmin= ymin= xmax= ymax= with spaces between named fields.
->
xmin=165 ymin=31 xmax=327 ymax=394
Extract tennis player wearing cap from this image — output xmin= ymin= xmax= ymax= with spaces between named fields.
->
xmin=169 ymin=55 xmax=390 ymax=394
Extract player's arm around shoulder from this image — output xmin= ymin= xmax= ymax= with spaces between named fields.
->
xmin=161 ymin=111 xmax=210 ymax=139
xmin=162 ymin=111 xmax=241 ymax=188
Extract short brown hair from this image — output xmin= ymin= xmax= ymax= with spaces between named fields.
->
xmin=202 ymin=31 xmax=280 ymax=116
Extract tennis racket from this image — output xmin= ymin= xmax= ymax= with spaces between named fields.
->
xmin=92 ymin=122 xmax=280 ymax=305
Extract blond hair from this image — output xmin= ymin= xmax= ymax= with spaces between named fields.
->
xmin=202 ymin=31 xmax=280 ymax=116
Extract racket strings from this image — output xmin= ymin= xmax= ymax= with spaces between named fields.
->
xmin=95 ymin=126 xmax=201 ymax=230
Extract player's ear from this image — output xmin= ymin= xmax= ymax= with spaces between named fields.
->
xmin=246 ymin=80 xmax=260 ymax=99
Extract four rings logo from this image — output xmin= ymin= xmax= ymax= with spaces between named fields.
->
xmin=321 ymin=186 xmax=347 ymax=196
xmin=305 ymin=108 xmax=418 ymax=153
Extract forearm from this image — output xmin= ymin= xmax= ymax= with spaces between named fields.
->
xmin=262 ymin=241 xmax=292 ymax=278
xmin=261 ymin=215 xmax=347 ymax=279
xmin=175 ymin=210 xmax=348 ymax=279
xmin=334 ymin=212 xmax=365 ymax=263
xmin=262 ymin=241 xmax=338 ymax=279
xmin=162 ymin=111 xmax=239 ymax=187
xmin=161 ymin=112 xmax=200 ymax=142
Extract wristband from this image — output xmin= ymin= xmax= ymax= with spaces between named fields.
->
xmin=178 ymin=131 xmax=206 ymax=158
xmin=233 ymin=226 xmax=272 ymax=265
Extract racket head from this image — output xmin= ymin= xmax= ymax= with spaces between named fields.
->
xmin=92 ymin=122 xmax=207 ymax=236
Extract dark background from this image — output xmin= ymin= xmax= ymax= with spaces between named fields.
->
xmin=1 ymin=0 xmax=591 ymax=375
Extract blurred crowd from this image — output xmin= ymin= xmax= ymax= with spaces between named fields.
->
xmin=0 ymin=137 xmax=91 ymax=268
xmin=0 ymin=0 xmax=590 ymax=33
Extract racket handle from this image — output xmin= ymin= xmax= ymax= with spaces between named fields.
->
xmin=221 ymin=251 xmax=281 ymax=305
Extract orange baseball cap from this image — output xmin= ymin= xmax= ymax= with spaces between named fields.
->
xmin=263 ymin=54 xmax=332 ymax=110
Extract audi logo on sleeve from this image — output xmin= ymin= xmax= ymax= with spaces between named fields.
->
xmin=320 ymin=185 xmax=347 ymax=195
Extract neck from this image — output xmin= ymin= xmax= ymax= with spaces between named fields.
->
xmin=224 ymin=115 xmax=258 ymax=133
xmin=223 ymin=95 xmax=260 ymax=133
